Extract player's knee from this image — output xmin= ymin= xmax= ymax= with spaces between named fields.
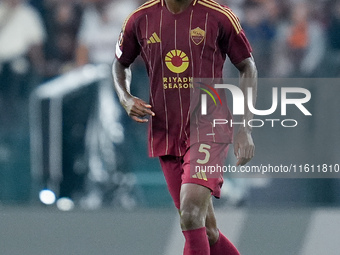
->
xmin=180 ymin=205 xmax=205 ymax=230
xmin=205 ymin=205 xmax=219 ymax=245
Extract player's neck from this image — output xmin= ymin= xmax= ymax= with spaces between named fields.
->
xmin=164 ymin=0 xmax=194 ymax=14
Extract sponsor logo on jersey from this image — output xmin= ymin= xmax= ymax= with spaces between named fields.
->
xmin=190 ymin=27 xmax=206 ymax=45
xmin=147 ymin=32 xmax=161 ymax=44
xmin=163 ymin=76 xmax=193 ymax=89
xmin=165 ymin=50 xmax=189 ymax=74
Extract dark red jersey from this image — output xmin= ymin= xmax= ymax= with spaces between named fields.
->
xmin=116 ymin=0 xmax=252 ymax=157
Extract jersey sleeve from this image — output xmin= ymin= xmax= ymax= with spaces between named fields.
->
xmin=115 ymin=14 xmax=141 ymax=67
xmin=218 ymin=8 xmax=252 ymax=65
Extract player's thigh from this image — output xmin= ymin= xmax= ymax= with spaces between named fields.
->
xmin=180 ymin=183 xmax=212 ymax=210
xmin=180 ymin=183 xmax=211 ymax=230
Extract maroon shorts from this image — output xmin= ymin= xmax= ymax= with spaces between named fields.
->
xmin=159 ymin=142 xmax=229 ymax=209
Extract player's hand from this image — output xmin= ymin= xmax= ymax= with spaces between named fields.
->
xmin=234 ymin=130 xmax=255 ymax=166
xmin=122 ymin=96 xmax=155 ymax=123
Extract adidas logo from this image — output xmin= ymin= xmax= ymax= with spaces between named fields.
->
xmin=147 ymin=32 xmax=161 ymax=44
xmin=192 ymin=171 xmax=208 ymax=181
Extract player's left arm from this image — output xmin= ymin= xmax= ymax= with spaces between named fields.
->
xmin=234 ymin=55 xmax=257 ymax=166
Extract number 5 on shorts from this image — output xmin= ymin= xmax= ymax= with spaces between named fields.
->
xmin=197 ymin=144 xmax=211 ymax=164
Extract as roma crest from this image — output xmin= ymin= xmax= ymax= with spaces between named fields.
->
xmin=190 ymin=27 xmax=206 ymax=45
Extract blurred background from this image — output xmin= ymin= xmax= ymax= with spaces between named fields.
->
xmin=1 ymin=0 xmax=340 ymax=254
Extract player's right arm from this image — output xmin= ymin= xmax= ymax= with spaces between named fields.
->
xmin=112 ymin=59 xmax=155 ymax=123
xmin=112 ymin=10 xmax=155 ymax=123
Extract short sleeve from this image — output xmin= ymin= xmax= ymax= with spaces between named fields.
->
xmin=219 ymin=8 xmax=252 ymax=65
xmin=115 ymin=14 xmax=141 ymax=67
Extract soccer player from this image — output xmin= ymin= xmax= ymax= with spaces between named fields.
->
xmin=112 ymin=0 xmax=257 ymax=254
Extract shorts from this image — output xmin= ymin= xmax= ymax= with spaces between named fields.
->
xmin=159 ymin=142 xmax=229 ymax=209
